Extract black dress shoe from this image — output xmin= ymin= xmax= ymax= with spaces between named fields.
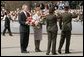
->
xmin=35 ymin=49 xmax=42 ymax=52
xmin=58 ymin=50 xmax=61 ymax=54
xmin=21 ymin=51 xmax=29 ymax=53
xmin=65 ymin=51 xmax=71 ymax=54
xmin=52 ymin=53 xmax=57 ymax=55
xmin=38 ymin=49 xmax=42 ymax=52
xmin=3 ymin=34 xmax=5 ymax=36
xmin=10 ymin=34 xmax=13 ymax=36
xmin=46 ymin=53 xmax=49 ymax=55
xmin=35 ymin=50 xmax=39 ymax=52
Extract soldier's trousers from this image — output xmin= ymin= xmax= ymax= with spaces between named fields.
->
xmin=47 ymin=31 xmax=57 ymax=54
xmin=3 ymin=27 xmax=12 ymax=35
xmin=58 ymin=31 xmax=71 ymax=52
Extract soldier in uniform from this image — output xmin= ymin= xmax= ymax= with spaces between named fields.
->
xmin=45 ymin=7 xmax=58 ymax=55
xmin=58 ymin=5 xmax=78 ymax=54
xmin=2 ymin=10 xmax=13 ymax=36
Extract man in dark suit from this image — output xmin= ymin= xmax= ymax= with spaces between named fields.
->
xmin=3 ymin=10 xmax=13 ymax=36
xmin=18 ymin=4 xmax=30 ymax=53
xmin=58 ymin=5 xmax=78 ymax=54
xmin=45 ymin=7 xmax=58 ymax=55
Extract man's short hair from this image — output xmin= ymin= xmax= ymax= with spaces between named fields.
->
xmin=49 ymin=7 xmax=54 ymax=14
xmin=22 ymin=4 xmax=28 ymax=10
xmin=35 ymin=3 xmax=40 ymax=7
xmin=64 ymin=6 xmax=70 ymax=10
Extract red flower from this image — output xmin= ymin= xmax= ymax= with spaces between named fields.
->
xmin=27 ymin=16 xmax=32 ymax=22
xmin=26 ymin=16 xmax=36 ymax=26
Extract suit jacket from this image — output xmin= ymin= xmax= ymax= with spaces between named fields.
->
xmin=46 ymin=14 xmax=58 ymax=32
xmin=18 ymin=11 xmax=30 ymax=32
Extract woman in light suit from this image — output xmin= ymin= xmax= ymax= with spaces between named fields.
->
xmin=32 ymin=4 xmax=43 ymax=52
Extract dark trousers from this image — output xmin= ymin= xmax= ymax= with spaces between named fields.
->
xmin=58 ymin=31 xmax=71 ymax=52
xmin=20 ymin=32 xmax=29 ymax=52
xmin=47 ymin=31 xmax=57 ymax=54
xmin=3 ymin=27 xmax=12 ymax=35
xmin=35 ymin=40 xmax=40 ymax=50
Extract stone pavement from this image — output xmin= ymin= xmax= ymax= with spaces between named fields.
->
xmin=1 ymin=34 xmax=83 ymax=56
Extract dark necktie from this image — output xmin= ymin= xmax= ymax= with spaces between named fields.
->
xmin=26 ymin=12 xmax=30 ymax=17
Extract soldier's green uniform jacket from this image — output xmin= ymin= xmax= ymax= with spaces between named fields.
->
xmin=59 ymin=12 xmax=78 ymax=31
xmin=46 ymin=14 xmax=58 ymax=32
